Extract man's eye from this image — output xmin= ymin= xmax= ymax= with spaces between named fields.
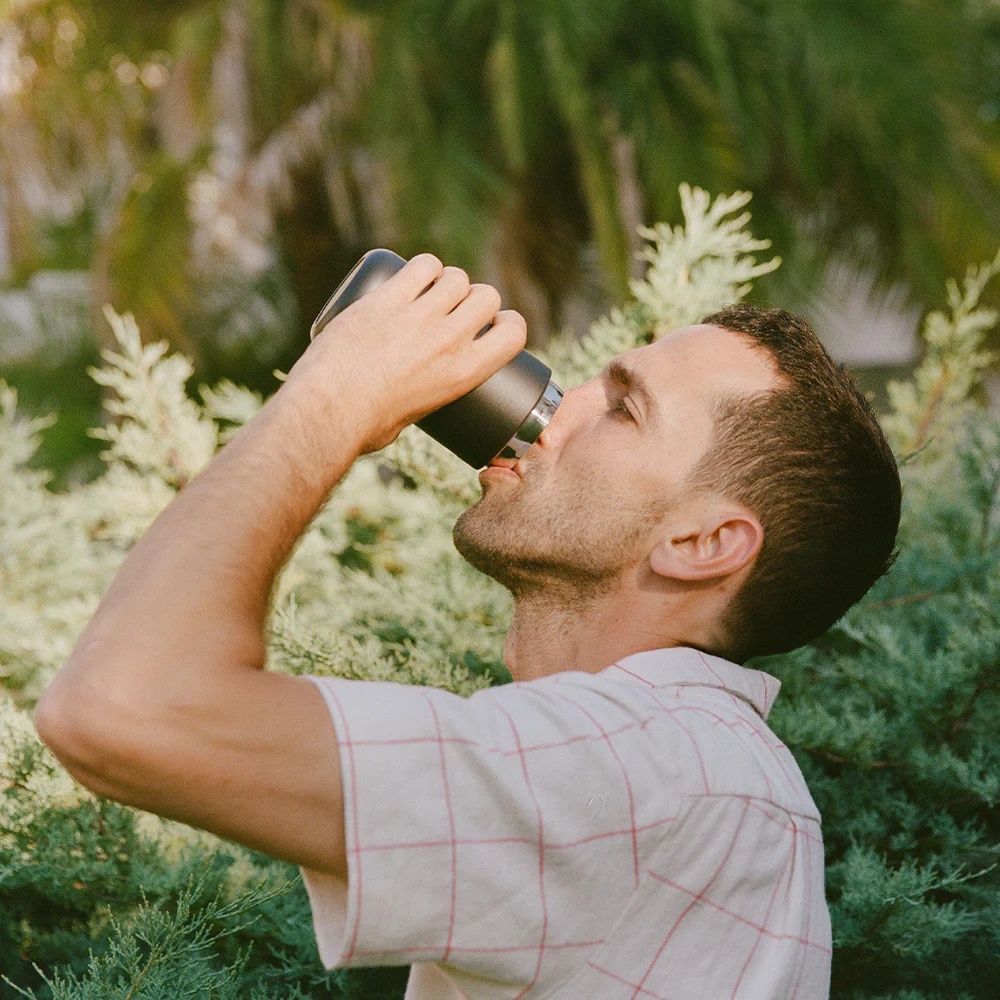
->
xmin=611 ymin=399 xmax=634 ymax=421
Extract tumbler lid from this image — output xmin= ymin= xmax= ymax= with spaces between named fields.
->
xmin=496 ymin=380 xmax=564 ymax=460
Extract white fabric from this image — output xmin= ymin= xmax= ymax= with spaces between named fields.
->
xmin=300 ymin=646 xmax=832 ymax=999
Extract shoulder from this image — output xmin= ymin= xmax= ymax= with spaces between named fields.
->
xmin=642 ymin=680 xmax=821 ymax=820
xmin=485 ymin=670 xmax=822 ymax=822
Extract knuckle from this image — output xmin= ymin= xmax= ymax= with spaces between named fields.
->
xmin=444 ymin=265 xmax=470 ymax=288
xmin=497 ymin=308 xmax=522 ymax=326
xmin=412 ymin=253 xmax=443 ymax=276
xmin=501 ymin=311 xmax=528 ymax=349
xmin=473 ymin=283 xmax=502 ymax=310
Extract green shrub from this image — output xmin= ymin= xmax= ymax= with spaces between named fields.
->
xmin=2 ymin=187 xmax=998 ymax=998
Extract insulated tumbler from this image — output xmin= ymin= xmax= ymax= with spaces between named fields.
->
xmin=310 ymin=249 xmax=564 ymax=469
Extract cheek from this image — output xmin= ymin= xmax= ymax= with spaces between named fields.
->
xmin=555 ymin=433 xmax=657 ymax=500
xmin=575 ymin=433 xmax=690 ymax=514
xmin=555 ymin=425 xmax=624 ymax=477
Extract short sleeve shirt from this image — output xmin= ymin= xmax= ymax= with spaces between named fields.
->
xmin=299 ymin=646 xmax=832 ymax=999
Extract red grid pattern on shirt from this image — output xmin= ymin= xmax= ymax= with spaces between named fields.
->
xmin=342 ymin=717 xmax=653 ymax=756
xmin=696 ymin=650 xmax=748 ymax=713
xmin=425 ymin=694 xmax=460 ymax=963
xmin=313 ymin=663 xmax=829 ymax=996
xmin=725 ymin=819 xmax=795 ymax=998
xmin=586 ymin=799 xmax=829 ymax=999
xmin=495 ymin=700 xmax=550 ymax=1000
xmin=585 ymin=960 xmax=675 ymax=1000
xmin=791 ymin=806 xmax=820 ymax=1000
xmin=548 ymin=688 xmax=642 ymax=888
xmin=630 ymin=797 xmax=753 ymax=998
xmin=647 ymin=688 xmax=804 ymax=802
xmin=349 ymin=811 xmax=680 ymax=854
xmin=350 ymin=938 xmax=606 ymax=958
xmin=330 ymin=682 xmax=680 ymax=962
xmin=325 ymin=685 xmax=366 ymax=963
xmin=744 ymin=796 xmax=825 ymax=848
xmin=649 ymin=864 xmax=831 ymax=955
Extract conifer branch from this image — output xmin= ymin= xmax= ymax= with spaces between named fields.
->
xmin=800 ymin=745 xmax=904 ymax=770
xmin=883 ymin=249 xmax=1000 ymax=460
xmin=867 ymin=590 xmax=940 ymax=610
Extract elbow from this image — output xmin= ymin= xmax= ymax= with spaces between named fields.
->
xmin=34 ymin=668 xmax=147 ymax=799
xmin=33 ymin=681 xmax=68 ymax=757
xmin=34 ymin=675 xmax=89 ymax=767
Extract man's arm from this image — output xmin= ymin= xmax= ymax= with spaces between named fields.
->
xmin=33 ymin=253 xmax=527 ymax=878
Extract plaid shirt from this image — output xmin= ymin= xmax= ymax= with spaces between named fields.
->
xmin=300 ymin=646 xmax=832 ymax=999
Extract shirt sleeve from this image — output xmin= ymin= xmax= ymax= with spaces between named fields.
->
xmin=298 ymin=671 xmax=668 ymax=995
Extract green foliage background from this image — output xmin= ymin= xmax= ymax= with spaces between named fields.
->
xmin=5 ymin=0 xmax=1000 ymax=368
xmin=5 ymin=0 xmax=1000 ymax=502
xmin=2 ymin=188 xmax=1000 ymax=999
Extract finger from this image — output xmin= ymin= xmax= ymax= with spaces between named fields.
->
xmin=415 ymin=265 xmax=472 ymax=315
xmin=381 ymin=253 xmax=443 ymax=301
xmin=444 ymin=283 xmax=503 ymax=337
xmin=467 ymin=310 xmax=528 ymax=382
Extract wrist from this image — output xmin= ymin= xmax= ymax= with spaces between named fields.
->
xmin=269 ymin=367 xmax=379 ymax=470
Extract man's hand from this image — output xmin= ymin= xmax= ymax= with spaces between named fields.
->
xmin=284 ymin=253 xmax=528 ymax=455
xmin=34 ymin=254 xmax=525 ymax=879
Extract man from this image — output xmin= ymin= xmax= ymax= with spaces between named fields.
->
xmin=35 ymin=253 xmax=901 ymax=999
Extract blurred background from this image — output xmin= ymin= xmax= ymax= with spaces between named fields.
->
xmin=2 ymin=0 xmax=1000 ymax=489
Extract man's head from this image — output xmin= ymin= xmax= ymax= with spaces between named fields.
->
xmin=453 ymin=303 xmax=901 ymax=663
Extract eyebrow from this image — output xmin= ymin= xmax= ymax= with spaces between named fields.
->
xmin=601 ymin=359 xmax=660 ymax=424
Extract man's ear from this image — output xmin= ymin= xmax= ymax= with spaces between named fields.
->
xmin=648 ymin=506 xmax=763 ymax=582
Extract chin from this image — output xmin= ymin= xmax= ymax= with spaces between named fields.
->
xmin=452 ymin=507 xmax=620 ymax=601
xmin=453 ymin=502 xmax=514 ymax=565
xmin=453 ymin=504 xmax=541 ymax=592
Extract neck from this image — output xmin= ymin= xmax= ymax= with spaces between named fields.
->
xmin=502 ymin=575 xmax=691 ymax=682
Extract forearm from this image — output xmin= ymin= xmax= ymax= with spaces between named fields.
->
xmin=31 ymin=254 xmax=525 ymax=874
xmin=40 ymin=253 xmax=524 ymax=716
xmin=57 ymin=375 xmax=368 ymax=695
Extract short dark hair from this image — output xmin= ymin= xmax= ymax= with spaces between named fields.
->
xmin=691 ymin=303 xmax=901 ymax=663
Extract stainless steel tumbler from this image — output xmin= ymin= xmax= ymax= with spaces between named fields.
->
xmin=310 ymin=249 xmax=564 ymax=469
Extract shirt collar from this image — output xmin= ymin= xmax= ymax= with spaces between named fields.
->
xmin=598 ymin=646 xmax=781 ymax=721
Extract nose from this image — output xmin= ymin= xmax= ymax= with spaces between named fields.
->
xmin=533 ymin=381 xmax=595 ymax=452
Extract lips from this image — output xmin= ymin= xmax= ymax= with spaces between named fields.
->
xmin=487 ymin=456 xmax=522 ymax=477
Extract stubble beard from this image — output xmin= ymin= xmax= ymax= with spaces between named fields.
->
xmin=452 ymin=467 xmax=673 ymax=601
